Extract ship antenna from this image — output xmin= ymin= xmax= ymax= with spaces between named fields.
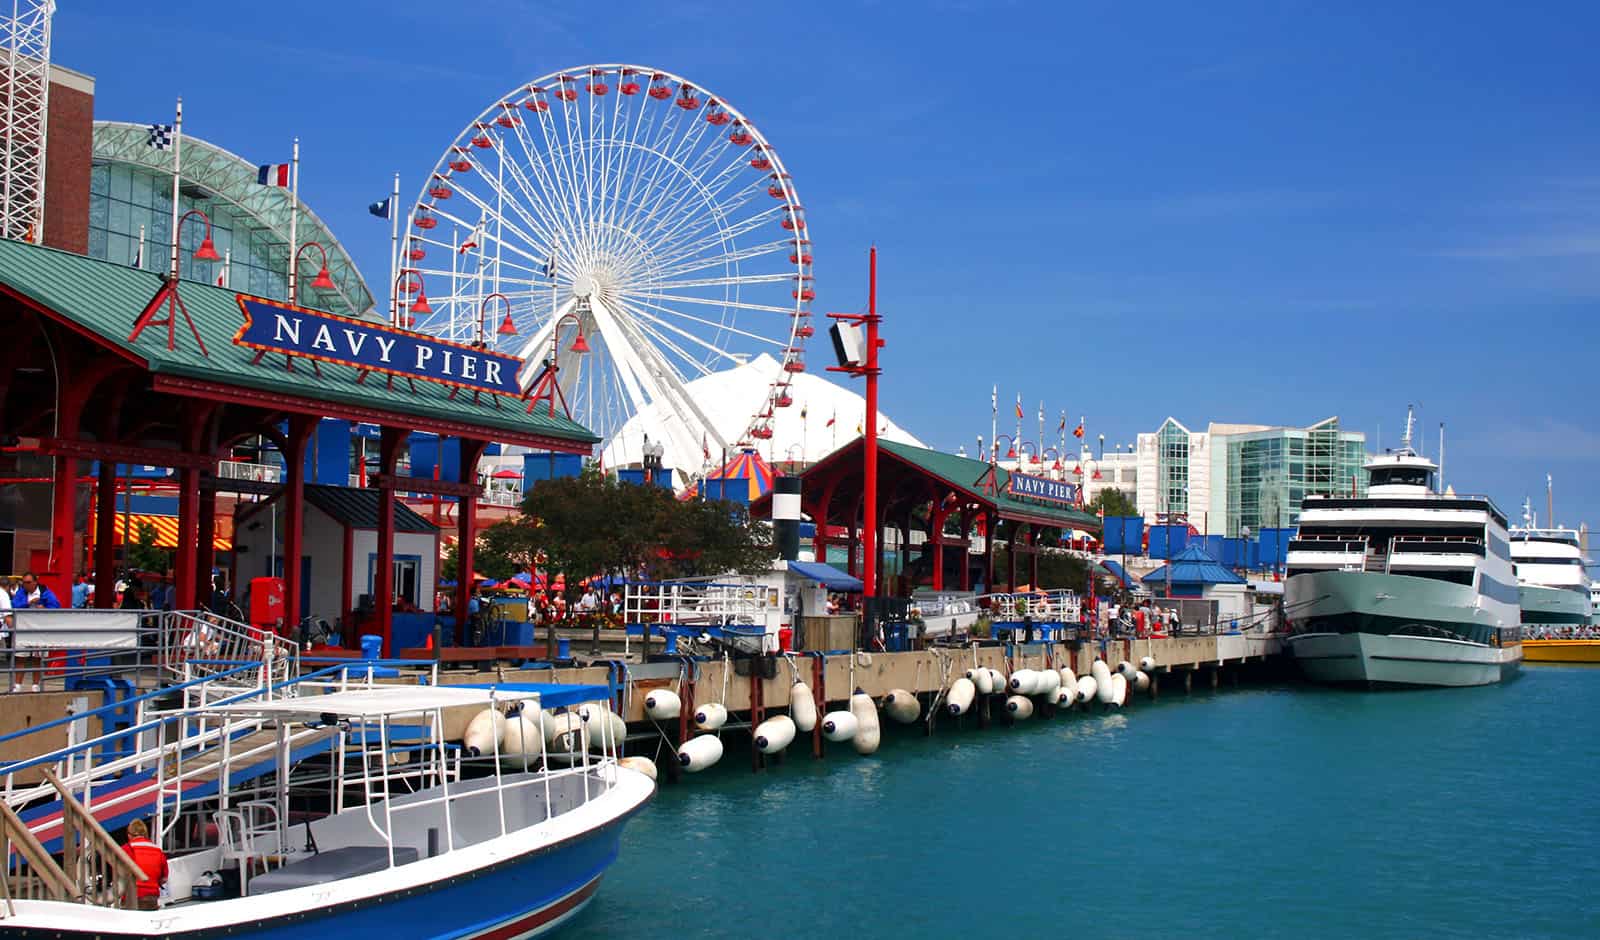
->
xmin=1401 ymin=405 xmax=1415 ymax=453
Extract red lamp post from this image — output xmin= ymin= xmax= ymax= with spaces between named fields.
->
xmin=393 ymin=269 xmax=431 ymax=327
xmin=291 ymin=241 xmax=336 ymax=303
xmin=826 ymin=248 xmax=883 ymax=608
xmin=524 ymin=312 xmax=591 ymax=417
xmin=174 ymin=209 xmax=221 ymax=275
xmin=477 ymin=291 xmax=518 ymax=346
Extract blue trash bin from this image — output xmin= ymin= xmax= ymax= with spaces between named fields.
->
xmin=556 ymin=638 xmax=571 ymax=659
xmin=360 ymin=634 xmax=383 ymax=660
xmin=886 ymin=622 xmax=909 ymax=652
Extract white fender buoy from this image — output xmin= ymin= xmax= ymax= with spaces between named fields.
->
xmin=822 ymin=710 xmax=859 ymax=741
xmin=1117 ymin=660 xmax=1136 ymax=680
xmin=694 ymin=702 xmax=728 ymax=731
xmin=1005 ymin=694 xmax=1035 ymax=719
xmin=1008 ymin=669 xmax=1038 ymax=695
xmin=1092 ymin=659 xmax=1115 ymax=705
xmin=677 ymin=734 xmax=723 ymax=772
xmin=544 ymin=712 xmax=589 ymax=759
xmin=578 ymin=704 xmax=628 ymax=751
xmin=946 ymin=677 xmax=976 ymax=716
xmin=1111 ymin=673 xmax=1128 ymax=707
xmin=754 ymin=715 xmax=797 ymax=753
xmin=988 ymin=668 xmax=1007 ymax=694
xmin=790 ymin=682 xmax=818 ymax=732
xmin=1134 ymin=670 xmax=1152 ymax=692
xmin=1076 ymin=675 xmax=1098 ymax=703
xmin=643 ymin=689 xmax=681 ymax=720
xmin=1139 ymin=655 xmax=1157 ymax=672
xmin=619 ymin=755 xmax=658 ymax=782
xmin=882 ymin=689 xmax=921 ymax=724
xmin=850 ymin=689 xmax=881 ymax=754
xmin=463 ymin=708 xmax=506 ymax=757
xmin=1059 ymin=668 xmax=1078 ymax=703
xmin=1035 ymin=668 xmax=1061 ymax=697
xmin=1054 ymin=686 xmax=1073 ymax=706
xmin=500 ymin=712 xmax=544 ymax=762
xmin=972 ymin=668 xmax=994 ymax=695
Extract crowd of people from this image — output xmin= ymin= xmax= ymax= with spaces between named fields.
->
xmin=1524 ymin=624 xmax=1600 ymax=640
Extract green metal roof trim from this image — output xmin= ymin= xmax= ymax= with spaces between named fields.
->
xmin=304 ymin=485 xmax=437 ymax=533
xmin=878 ymin=440 xmax=1101 ymax=530
xmin=0 ymin=239 xmax=598 ymax=446
xmin=93 ymin=122 xmax=375 ymax=319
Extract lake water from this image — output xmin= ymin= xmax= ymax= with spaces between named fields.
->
xmin=562 ymin=665 xmax=1600 ymax=938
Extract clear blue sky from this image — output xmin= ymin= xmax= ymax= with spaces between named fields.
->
xmin=59 ymin=1 xmax=1600 ymax=534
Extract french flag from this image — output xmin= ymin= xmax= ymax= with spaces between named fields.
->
xmin=256 ymin=163 xmax=289 ymax=187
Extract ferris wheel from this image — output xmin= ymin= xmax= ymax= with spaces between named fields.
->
xmin=402 ymin=64 xmax=813 ymax=475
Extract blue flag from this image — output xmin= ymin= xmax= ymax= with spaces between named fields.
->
xmin=368 ymin=196 xmax=392 ymax=220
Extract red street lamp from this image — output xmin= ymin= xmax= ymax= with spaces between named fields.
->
xmin=525 ymin=311 xmax=591 ymax=417
xmin=175 ymin=209 xmax=221 ymax=272
xmin=477 ymin=292 xmax=517 ymax=346
xmin=552 ymin=311 xmax=590 ymax=356
xmin=292 ymin=241 xmax=336 ymax=303
xmin=994 ymin=434 xmax=1018 ymax=461
xmin=394 ymin=269 xmax=430 ymax=326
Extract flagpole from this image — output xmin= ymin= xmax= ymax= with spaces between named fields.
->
xmin=287 ymin=138 xmax=300 ymax=303
xmin=1037 ymin=401 xmax=1044 ymax=460
xmin=990 ymin=385 xmax=997 ymax=464
xmin=220 ymin=247 xmax=230 ymax=288
xmin=389 ymin=172 xmax=400 ymax=325
xmin=135 ymin=224 xmax=144 ymax=270
xmin=168 ymin=97 xmax=183 ymax=278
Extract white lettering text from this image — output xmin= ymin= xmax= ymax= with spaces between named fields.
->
xmin=272 ymin=314 xmax=301 ymax=345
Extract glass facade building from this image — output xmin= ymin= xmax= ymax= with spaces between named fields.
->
xmin=87 ymin=122 xmax=374 ymax=318
xmin=1157 ymin=419 xmax=1190 ymax=519
xmin=1220 ymin=418 xmax=1367 ymax=536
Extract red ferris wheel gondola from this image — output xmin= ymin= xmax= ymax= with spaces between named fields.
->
xmin=587 ymin=67 xmax=610 ymax=95
xmin=676 ymin=84 xmax=701 ymax=109
xmin=554 ymin=76 xmax=578 ymax=102
xmin=728 ymin=122 xmax=752 ymax=146
xmin=619 ymin=68 xmax=641 ymax=95
xmin=704 ymin=100 xmax=731 ymax=126
xmin=524 ymin=86 xmax=550 ymax=112
xmin=789 ymin=239 xmax=812 ymax=264
xmin=774 ymin=393 xmax=793 ymax=408
xmin=781 ymin=206 xmax=806 ymax=231
xmin=413 ymin=209 xmax=437 ymax=230
xmin=749 ymin=147 xmax=772 ymax=171
xmin=648 ymin=73 xmax=673 ymax=100
xmin=428 ymin=177 xmax=453 ymax=199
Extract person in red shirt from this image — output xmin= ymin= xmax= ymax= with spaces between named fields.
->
xmin=123 ymin=818 xmax=167 ymax=910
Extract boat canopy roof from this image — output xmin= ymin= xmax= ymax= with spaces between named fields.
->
xmin=205 ymin=684 xmax=553 ymax=720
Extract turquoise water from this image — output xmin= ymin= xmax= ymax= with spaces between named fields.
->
xmin=564 ymin=666 xmax=1600 ymax=938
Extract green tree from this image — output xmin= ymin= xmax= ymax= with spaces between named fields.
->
xmin=478 ymin=471 xmax=774 ymax=600
xmin=1087 ymin=487 xmax=1138 ymax=518
xmin=439 ymin=536 xmax=516 ymax=583
xmin=125 ymin=522 xmax=170 ymax=574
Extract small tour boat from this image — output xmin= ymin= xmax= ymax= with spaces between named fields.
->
xmin=0 ymin=682 xmax=653 ymax=938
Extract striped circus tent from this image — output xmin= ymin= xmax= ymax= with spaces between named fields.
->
xmin=108 ymin=513 xmax=231 ymax=552
xmin=702 ymin=450 xmax=774 ymax=503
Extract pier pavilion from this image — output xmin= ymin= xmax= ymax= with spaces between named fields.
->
xmin=0 ymin=238 xmax=596 ymax=649
xmin=755 ymin=439 xmax=1100 ymax=596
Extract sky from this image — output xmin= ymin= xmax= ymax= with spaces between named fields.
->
xmin=58 ymin=1 xmax=1600 ymax=533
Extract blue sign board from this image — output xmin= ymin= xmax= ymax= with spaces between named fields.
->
xmin=1006 ymin=471 xmax=1079 ymax=506
xmin=232 ymin=296 xmax=524 ymax=396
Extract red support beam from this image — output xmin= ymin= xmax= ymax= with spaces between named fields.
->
xmin=280 ymin=416 xmax=316 ymax=637
xmin=370 ymin=472 xmax=480 ymax=499
xmin=374 ymin=426 xmax=405 ymax=655
xmin=174 ymin=467 xmax=201 ymax=609
xmin=41 ymin=437 xmax=218 ymax=471
xmin=94 ymin=460 xmax=116 ymax=608
xmin=455 ymin=438 xmax=489 ymax=646
xmin=195 ymin=475 xmax=217 ymax=609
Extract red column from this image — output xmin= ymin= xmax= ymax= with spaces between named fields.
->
xmin=1006 ymin=520 xmax=1017 ymax=592
xmin=931 ymin=494 xmax=951 ymax=592
xmin=94 ymin=461 xmax=117 ymax=607
xmin=958 ymin=508 xmax=973 ymax=592
xmin=455 ymin=439 xmax=488 ymax=646
xmin=861 ymin=249 xmax=881 ymax=602
xmin=983 ymin=511 xmax=995 ymax=593
xmin=374 ymin=427 xmax=405 ymax=655
xmin=281 ymin=416 xmax=316 ymax=637
xmin=195 ymin=478 xmax=217 ymax=609
xmin=174 ymin=467 xmax=200 ymax=609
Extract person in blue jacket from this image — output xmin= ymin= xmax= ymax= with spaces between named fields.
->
xmin=15 ymin=572 xmax=61 ymax=609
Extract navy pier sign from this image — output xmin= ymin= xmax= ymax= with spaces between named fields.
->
xmin=233 ymin=296 xmax=524 ymax=396
xmin=1007 ymin=471 xmax=1079 ymax=506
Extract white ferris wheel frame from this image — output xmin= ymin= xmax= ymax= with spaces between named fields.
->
xmin=402 ymin=63 xmax=813 ymax=478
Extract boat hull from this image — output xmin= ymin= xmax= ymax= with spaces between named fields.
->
xmin=2 ymin=770 xmax=653 ymax=940
xmin=1285 ymin=570 xmax=1520 ymax=688
xmin=1517 ymin=583 xmax=1592 ymax=628
xmin=1521 ymin=639 xmax=1600 ymax=664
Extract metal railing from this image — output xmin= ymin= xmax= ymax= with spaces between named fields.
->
xmin=622 ymin=579 xmax=777 ymax=628
xmin=1391 ymin=534 xmax=1486 ymax=556
xmin=977 ymin=590 xmax=1082 ymax=623
xmin=217 ymin=460 xmax=282 ymax=484
xmin=0 ymin=769 xmax=143 ymax=918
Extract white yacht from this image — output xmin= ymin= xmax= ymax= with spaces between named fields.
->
xmin=1509 ymin=508 xmax=1593 ymax=637
xmin=1283 ymin=409 xmax=1521 ymax=688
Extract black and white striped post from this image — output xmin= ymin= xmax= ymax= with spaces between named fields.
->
xmin=773 ymin=475 xmax=802 ymax=561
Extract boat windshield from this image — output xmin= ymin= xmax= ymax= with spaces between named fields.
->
xmin=1370 ymin=466 xmax=1432 ymax=488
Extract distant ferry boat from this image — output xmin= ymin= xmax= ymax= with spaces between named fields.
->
xmin=1283 ymin=411 xmax=1521 ymax=688
xmin=1513 ymin=518 xmax=1600 ymax=662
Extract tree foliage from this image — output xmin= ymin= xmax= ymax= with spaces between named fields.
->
xmin=125 ymin=522 xmax=170 ymax=574
xmin=1087 ymin=487 xmax=1138 ymax=518
xmin=460 ymin=471 xmax=773 ymax=598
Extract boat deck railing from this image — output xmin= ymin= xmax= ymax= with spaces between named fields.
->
xmin=977 ymin=590 xmax=1082 ymax=624
xmin=1390 ymin=535 xmax=1486 ymax=557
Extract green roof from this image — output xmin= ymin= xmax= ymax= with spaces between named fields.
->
xmin=0 ymin=239 xmax=597 ymax=448
xmin=878 ymin=440 xmax=1101 ymax=530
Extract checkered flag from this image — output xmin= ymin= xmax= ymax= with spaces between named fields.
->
xmin=147 ymin=123 xmax=173 ymax=150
